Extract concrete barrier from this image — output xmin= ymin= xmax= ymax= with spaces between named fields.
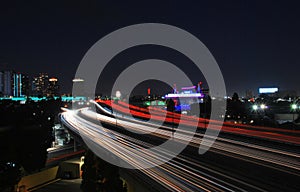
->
xmin=58 ymin=158 xmax=83 ymax=179
xmin=17 ymin=166 xmax=59 ymax=192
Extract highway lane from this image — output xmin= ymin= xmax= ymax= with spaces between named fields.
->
xmin=90 ymin=102 xmax=300 ymax=174
xmin=94 ymin=102 xmax=299 ymax=182
xmin=61 ymin=107 xmax=300 ymax=191
xmin=97 ymin=100 xmax=300 ymax=144
xmin=61 ymin=110 xmax=262 ymax=191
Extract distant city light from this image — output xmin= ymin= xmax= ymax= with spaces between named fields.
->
xmin=49 ymin=78 xmax=58 ymax=82
xmin=252 ymin=104 xmax=268 ymax=111
xmin=72 ymin=78 xmax=84 ymax=83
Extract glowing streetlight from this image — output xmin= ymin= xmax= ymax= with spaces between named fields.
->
xmin=260 ymin=104 xmax=267 ymax=110
xmin=291 ymin=104 xmax=298 ymax=110
xmin=291 ymin=104 xmax=298 ymax=122
xmin=252 ymin=105 xmax=258 ymax=111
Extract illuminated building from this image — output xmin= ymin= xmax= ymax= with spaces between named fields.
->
xmin=0 ymin=72 xmax=3 ymax=96
xmin=0 ymin=71 xmax=29 ymax=97
xmin=47 ymin=77 xmax=60 ymax=96
xmin=3 ymin=71 xmax=13 ymax=96
xmin=13 ymin=73 xmax=29 ymax=97
xmin=165 ymin=82 xmax=205 ymax=112
xmin=166 ymin=83 xmax=204 ymax=99
xmin=72 ymin=78 xmax=85 ymax=96
xmin=32 ymin=73 xmax=49 ymax=96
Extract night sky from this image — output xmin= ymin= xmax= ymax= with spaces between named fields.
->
xmin=0 ymin=1 xmax=299 ymax=96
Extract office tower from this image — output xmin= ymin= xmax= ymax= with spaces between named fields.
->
xmin=48 ymin=77 xmax=60 ymax=96
xmin=72 ymin=78 xmax=85 ymax=96
xmin=13 ymin=72 xmax=29 ymax=97
xmin=32 ymin=73 xmax=49 ymax=96
xmin=0 ymin=72 xmax=3 ymax=96
xmin=2 ymin=70 xmax=13 ymax=97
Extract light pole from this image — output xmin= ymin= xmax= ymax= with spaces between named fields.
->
xmin=291 ymin=104 xmax=298 ymax=122
xmin=115 ymin=91 xmax=121 ymax=127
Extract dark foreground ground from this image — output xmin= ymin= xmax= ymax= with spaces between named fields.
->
xmin=34 ymin=179 xmax=82 ymax=192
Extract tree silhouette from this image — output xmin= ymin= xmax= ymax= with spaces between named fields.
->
xmin=232 ymin=92 xmax=239 ymax=101
xmin=81 ymin=150 xmax=127 ymax=192
xmin=166 ymin=99 xmax=175 ymax=112
xmin=0 ymin=100 xmax=56 ymax=191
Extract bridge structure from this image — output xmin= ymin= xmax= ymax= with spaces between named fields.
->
xmin=60 ymin=100 xmax=300 ymax=191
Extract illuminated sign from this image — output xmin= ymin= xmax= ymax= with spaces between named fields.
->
xmin=181 ymin=86 xmax=196 ymax=90
xmin=259 ymin=88 xmax=278 ymax=94
xmin=165 ymin=93 xmax=204 ymax=98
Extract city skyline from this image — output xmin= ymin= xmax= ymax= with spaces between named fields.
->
xmin=0 ymin=70 xmax=60 ymax=97
xmin=0 ymin=67 xmax=298 ymax=97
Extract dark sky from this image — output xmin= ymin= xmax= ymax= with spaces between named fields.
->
xmin=0 ymin=1 xmax=299 ymax=96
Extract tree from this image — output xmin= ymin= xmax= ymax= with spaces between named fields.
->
xmin=81 ymin=150 xmax=127 ymax=192
xmin=0 ymin=101 xmax=55 ymax=191
xmin=232 ymin=92 xmax=239 ymax=102
xmin=166 ymin=99 xmax=175 ymax=112
xmin=226 ymin=92 xmax=247 ymax=121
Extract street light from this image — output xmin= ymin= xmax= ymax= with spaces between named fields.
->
xmin=114 ymin=91 xmax=122 ymax=127
xmin=260 ymin=104 xmax=267 ymax=110
xmin=291 ymin=104 xmax=298 ymax=121
xmin=291 ymin=104 xmax=298 ymax=110
xmin=252 ymin=104 xmax=258 ymax=111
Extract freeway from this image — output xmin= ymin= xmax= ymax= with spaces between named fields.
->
xmin=60 ymin=101 xmax=300 ymax=191
xmin=97 ymin=100 xmax=300 ymax=145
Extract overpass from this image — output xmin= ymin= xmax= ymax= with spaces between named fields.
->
xmin=60 ymin=100 xmax=300 ymax=191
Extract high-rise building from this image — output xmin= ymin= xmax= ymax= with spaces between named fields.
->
xmin=2 ymin=70 xmax=13 ymax=97
xmin=72 ymin=78 xmax=85 ymax=96
xmin=0 ymin=72 xmax=3 ymax=96
xmin=32 ymin=73 xmax=49 ymax=96
xmin=12 ymin=73 xmax=29 ymax=97
xmin=0 ymin=70 xmax=30 ymax=97
xmin=47 ymin=77 xmax=60 ymax=96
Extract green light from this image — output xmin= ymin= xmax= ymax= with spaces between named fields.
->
xmin=157 ymin=101 xmax=166 ymax=106
xmin=0 ymin=96 xmax=87 ymax=102
xmin=291 ymin=104 xmax=298 ymax=110
xmin=252 ymin=105 xmax=258 ymax=110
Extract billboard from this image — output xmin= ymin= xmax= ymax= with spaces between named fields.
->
xmin=259 ymin=87 xmax=278 ymax=94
